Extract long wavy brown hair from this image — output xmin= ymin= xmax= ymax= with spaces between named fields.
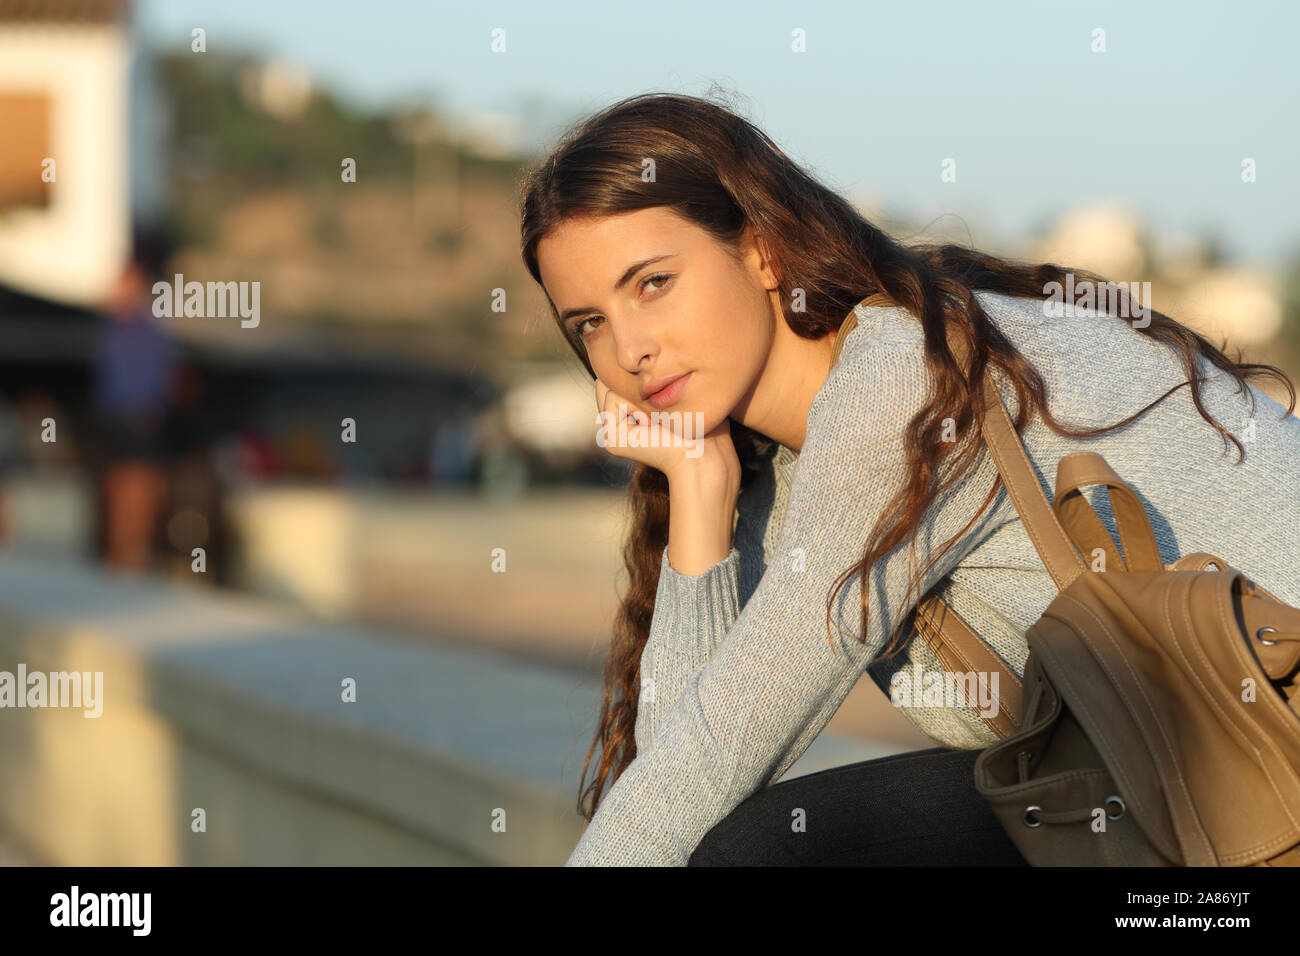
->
xmin=518 ymin=90 xmax=1297 ymax=823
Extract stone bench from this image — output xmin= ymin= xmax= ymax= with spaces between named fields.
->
xmin=0 ymin=551 xmax=903 ymax=865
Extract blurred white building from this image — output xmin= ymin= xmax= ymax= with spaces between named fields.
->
xmin=499 ymin=363 xmax=598 ymax=455
xmin=1160 ymin=268 xmax=1284 ymax=348
xmin=1027 ymin=200 xmax=1148 ymax=283
xmin=0 ymin=0 xmax=139 ymax=306
xmin=1027 ymin=200 xmax=1284 ymax=348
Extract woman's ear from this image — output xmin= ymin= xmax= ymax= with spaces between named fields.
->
xmin=740 ymin=224 xmax=783 ymax=291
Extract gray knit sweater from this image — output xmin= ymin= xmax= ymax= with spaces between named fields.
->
xmin=566 ymin=290 xmax=1300 ymax=866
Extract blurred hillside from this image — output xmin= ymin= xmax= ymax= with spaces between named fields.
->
xmin=147 ymin=50 xmax=1300 ymax=406
xmin=153 ymin=51 xmax=555 ymax=367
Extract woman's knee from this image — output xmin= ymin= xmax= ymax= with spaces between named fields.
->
xmin=687 ymin=791 xmax=795 ymax=866
xmin=686 ymin=829 xmax=735 ymax=866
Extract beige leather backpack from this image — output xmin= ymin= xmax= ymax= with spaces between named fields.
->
xmin=831 ymin=299 xmax=1300 ymax=866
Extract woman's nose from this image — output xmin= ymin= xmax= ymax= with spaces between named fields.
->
xmin=610 ymin=318 xmax=657 ymax=372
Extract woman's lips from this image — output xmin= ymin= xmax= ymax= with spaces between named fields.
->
xmin=646 ymin=371 xmax=692 ymax=409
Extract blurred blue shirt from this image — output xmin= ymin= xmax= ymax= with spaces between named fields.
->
xmin=93 ymin=306 xmax=176 ymax=421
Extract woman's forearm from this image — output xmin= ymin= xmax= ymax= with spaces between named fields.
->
xmin=665 ymin=467 xmax=740 ymax=576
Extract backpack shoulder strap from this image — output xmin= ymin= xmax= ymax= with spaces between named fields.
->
xmin=955 ymin=331 xmax=1089 ymax=589
xmin=829 ymin=295 xmax=1095 ymax=738
xmin=829 ymin=293 xmax=896 ymax=365
xmin=830 ymin=311 xmax=857 ymax=365
xmin=914 ymin=594 xmax=1024 ymax=739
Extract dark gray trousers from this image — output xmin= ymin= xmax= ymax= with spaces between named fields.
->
xmin=687 ymin=746 xmax=1031 ymax=866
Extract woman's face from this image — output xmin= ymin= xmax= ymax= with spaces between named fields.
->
xmin=536 ymin=207 xmax=781 ymax=435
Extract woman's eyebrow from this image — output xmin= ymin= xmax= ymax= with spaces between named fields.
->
xmin=559 ymin=253 xmax=678 ymax=323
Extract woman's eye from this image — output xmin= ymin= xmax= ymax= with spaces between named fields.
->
xmin=573 ymin=316 xmax=601 ymax=339
xmin=571 ymin=272 xmax=674 ymax=341
xmin=640 ymin=272 xmax=673 ymax=296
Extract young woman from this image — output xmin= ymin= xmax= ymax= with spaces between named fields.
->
xmin=519 ymin=92 xmax=1300 ymax=866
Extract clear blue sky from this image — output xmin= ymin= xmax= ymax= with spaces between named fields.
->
xmin=135 ymin=0 xmax=1300 ymax=268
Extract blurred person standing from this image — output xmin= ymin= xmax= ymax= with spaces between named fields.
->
xmin=157 ymin=361 xmax=233 ymax=584
xmin=428 ymin=406 xmax=476 ymax=485
xmin=91 ymin=258 xmax=180 ymax=573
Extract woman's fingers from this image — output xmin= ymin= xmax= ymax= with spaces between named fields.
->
xmin=594 ymin=376 xmax=664 ymax=464
xmin=601 ymin=383 xmax=645 ymax=429
xmin=596 ymin=375 xmax=639 ymax=425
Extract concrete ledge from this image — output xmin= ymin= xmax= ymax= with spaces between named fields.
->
xmin=0 ymin=471 xmax=94 ymax=561
xmin=0 ymin=551 xmax=904 ymax=865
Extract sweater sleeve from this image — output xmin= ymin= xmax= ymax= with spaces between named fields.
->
xmin=566 ymin=343 xmax=997 ymax=866
xmin=633 ymin=543 xmax=744 ymax=753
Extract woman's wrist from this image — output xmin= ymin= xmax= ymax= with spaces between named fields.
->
xmin=665 ymin=473 xmax=740 ymax=576
xmin=665 ymin=447 xmax=740 ymax=500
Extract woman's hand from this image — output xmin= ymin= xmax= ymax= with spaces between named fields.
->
xmin=595 ymin=375 xmax=742 ymax=574
xmin=594 ymin=375 xmax=739 ymax=491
